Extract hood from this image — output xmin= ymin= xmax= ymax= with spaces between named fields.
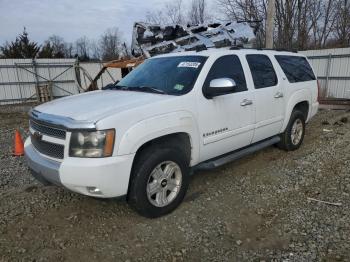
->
xmin=35 ymin=90 xmax=175 ymax=122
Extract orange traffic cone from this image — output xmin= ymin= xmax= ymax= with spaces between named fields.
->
xmin=13 ymin=130 xmax=24 ymax=156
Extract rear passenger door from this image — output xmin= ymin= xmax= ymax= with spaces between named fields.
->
xmin=246 ymin=54 xmax=285 ymax=143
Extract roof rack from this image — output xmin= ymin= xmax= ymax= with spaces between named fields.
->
xmin=229 ymin=46 xmax=298 ymax=53
xmin=229 ymin=46 xmax=241 ymax=50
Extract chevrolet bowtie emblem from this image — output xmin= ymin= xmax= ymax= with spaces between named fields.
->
xmin=33 ymin=131 xmax=43 ymax=140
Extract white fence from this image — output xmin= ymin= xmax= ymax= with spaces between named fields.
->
xmin=300 ymin=47 xmax=350 ymax=100
xmin=79 ymin=62 xmax=122 ymax=90
xmin=1 ymin=48 xmax=349 ymax=105
xmin=0 ymin=59 xmax=121 ymax=105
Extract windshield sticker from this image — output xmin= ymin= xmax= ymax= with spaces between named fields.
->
xmin=174 ymin=84 xmax=184 ymax=91
xmin=178 ymin=62 xmax=201 ymax=69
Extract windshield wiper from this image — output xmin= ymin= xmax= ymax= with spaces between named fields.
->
xmin=113 ymin=85 xmax=129 ymax=90
xmin=110 ymin=85 xmax=167 ymax=95
xmin=136 ymin=86 xmax=166 ymax=95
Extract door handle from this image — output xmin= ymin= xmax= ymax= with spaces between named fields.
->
xmin=274 ymin=92 xmax=284 ymax=98
xmin=240 ymin=99 xmax=253 ymax=106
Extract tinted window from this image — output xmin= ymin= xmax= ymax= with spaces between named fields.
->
xmin=246 ymin=54 xmax=278 ymax=89
xmin=275 ymin=55 xmax=316 ymax=83
xmin=117 ymin=56 xmax=207 ymax=95
xmin=204 ymin=55 xmax=247 ymax=93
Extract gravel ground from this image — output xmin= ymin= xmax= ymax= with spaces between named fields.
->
xmin=0 ymin=109 xmax=350 ymax=262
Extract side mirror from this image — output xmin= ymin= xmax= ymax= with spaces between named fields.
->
xmin=203 ymin=78 xmax=237 ymax=98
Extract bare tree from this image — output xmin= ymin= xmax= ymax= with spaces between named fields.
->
xmin=294 ymin=0 xmax=321 ymax=50
xmin=144 ymin=0 xmax=349 ymax=49
xmin=334 ymin=0 xmax=350 ymax=47
xmin=216 ymin=0 xmax=267 ymax=47
xmin=75 ymin=36 xmax=91 ymax=61
xmin=38 ymin=35 xmax=68 ymax=58
xmin=146 ymin=10 xmax=167 ymax=24
xmin=64 ymin=42 xmax=74 ymax=58
xmin=312 ymin=0 xmax=337 ymax=48
xmin=216 ymin=0 xmax=345 ymax=50
xmin=90 ymin=40 xmax=101 ymax=61
xmin=99 ymin=28 xmax=123 ymax=61
xmin=275 ymin=0 xmax=298 ymax=49
xmin=188 ymin=0 xmax=209 ymax=25
xmin=165 ymin=0 xmax=184 ymax=24
xmin=146 ymin=0 xmax=184 ymax=24
xmin=48 ymin=35 xmax=66 ymax=57
xmin=217 ymin=0 xmax=267 ymax=22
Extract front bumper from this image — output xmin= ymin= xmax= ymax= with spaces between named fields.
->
xmin=24 ymin=138 xmax=135 ymax=198
xmin=25 ymin=139 xmax=62 ymax=186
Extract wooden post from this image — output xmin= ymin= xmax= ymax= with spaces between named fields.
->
xmin=266 ymin=0 xmax=275 ymax=49
xmin=32 ymin=59 xmax=40 ymax=102
xmin=325 ymin=53 xmax=332 ymax=98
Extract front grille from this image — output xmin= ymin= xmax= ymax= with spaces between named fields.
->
xmin=30 ymin=120 xmax=66 ymax=139
xmin=31 ymin=134 xmax=64 ymax=159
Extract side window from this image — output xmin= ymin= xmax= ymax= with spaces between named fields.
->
xmin=246 ymin=54 xmax=278 ymax=89
xmin=204 ymin=55 xmax=247 ymax=93
xmin=275 ymin=55 xmax=316 ymax=83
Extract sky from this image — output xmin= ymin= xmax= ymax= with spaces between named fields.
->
xmin=0 ymin=0 xmax=216 ymax=46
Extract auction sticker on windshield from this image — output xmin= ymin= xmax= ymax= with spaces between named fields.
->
xmin=178 ymin=62 xmax=201 ymax=69
xmin=174 ymin=84 xmax=184 ymax=91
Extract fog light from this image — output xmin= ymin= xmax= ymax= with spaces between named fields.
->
xmin=87 ymin=187 xmax=102 ymax=195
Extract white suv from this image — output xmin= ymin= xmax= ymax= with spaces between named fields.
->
xmin=25 ymin=49 xmax=319 ymax=217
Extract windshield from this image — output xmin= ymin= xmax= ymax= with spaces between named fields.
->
xmin=115 ymin=55 xmax=207 ymax=95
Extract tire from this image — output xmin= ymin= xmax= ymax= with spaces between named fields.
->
xmin=128 ymin=145 xmax=190 ymax=218
xmin=277 ymin=110 xmax=306 ymax=151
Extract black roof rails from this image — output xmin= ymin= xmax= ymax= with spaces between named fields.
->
xmin=230 ymin=46 xmax=241 ymax=50
xmin=226 ymin=46 xmax=299 ymax=53
xmin=272 ymin=48 xmax=298 ymax=53
xmin=255 ymin=47 xmax=299 ymax=53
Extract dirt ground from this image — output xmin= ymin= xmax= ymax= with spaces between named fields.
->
xmin=0 ymin=108 xmax=350 ymax=262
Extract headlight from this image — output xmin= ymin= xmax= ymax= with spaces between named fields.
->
xmin=69 ymin=129 xmax=115 ymax=158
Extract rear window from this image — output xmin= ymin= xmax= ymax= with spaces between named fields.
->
xmin=275 ymin=55 xmax=316 ymax=83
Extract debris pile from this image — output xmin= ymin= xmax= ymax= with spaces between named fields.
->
xmin=131 ymin=22 xmax=257 ymax=57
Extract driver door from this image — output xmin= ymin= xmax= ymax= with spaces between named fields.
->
xmin=196 ymin=55 xmax=255 ymax=162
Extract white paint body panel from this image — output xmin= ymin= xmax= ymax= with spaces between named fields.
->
xmin=248 ymin=54 xmax=286 ymax=143
xmin=25 ymin=49 xmax=319 ymax=198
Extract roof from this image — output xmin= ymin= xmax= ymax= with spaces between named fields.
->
xmin=149 ymin=48 xmax=305 ymax=59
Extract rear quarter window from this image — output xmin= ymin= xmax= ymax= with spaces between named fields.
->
xmin=275 ymin=55 xmax=316 ymax=83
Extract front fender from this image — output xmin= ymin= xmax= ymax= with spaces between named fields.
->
xmin=281 ymin=89 xmax=311 ymax=132
xmin=117 ymin=111 xmax=200 ymax=165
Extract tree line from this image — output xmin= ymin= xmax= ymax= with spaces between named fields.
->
xmin=147 ymin=0 xmax=350 ymax=50
xmin=217 ymin=0 xmax=350 ymax=50
xmin=0 ymin=0 xmax=349 ymax=60
xmin=0 ymin=27 xmax=125 ymax=61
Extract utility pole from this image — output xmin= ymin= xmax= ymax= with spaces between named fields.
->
xmin=266 ymin=0 xmax=275 ymax=49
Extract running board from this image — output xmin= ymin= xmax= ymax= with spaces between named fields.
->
xmin=194 ymin=136 xmax=281 ymax=171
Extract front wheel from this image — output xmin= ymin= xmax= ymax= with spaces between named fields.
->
xmin=128 ymin=146 xmax=189 ymax=218
xmin=278 ymin=110 xmax=306 ymax=151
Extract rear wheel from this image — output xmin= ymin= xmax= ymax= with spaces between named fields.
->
xmin=278 ymin=110 xmax=306 ymax=151
xmin=128 ymin=145 xmax=189 ymax=218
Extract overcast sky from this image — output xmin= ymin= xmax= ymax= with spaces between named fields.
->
xmin=0 ymin=0 xmax=217 ymax=45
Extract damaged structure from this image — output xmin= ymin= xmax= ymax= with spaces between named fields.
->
xmin=131 ymin=22 xmax=257 ymax=58
xmin=86 ymin=21 xmax=257 ymax=91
